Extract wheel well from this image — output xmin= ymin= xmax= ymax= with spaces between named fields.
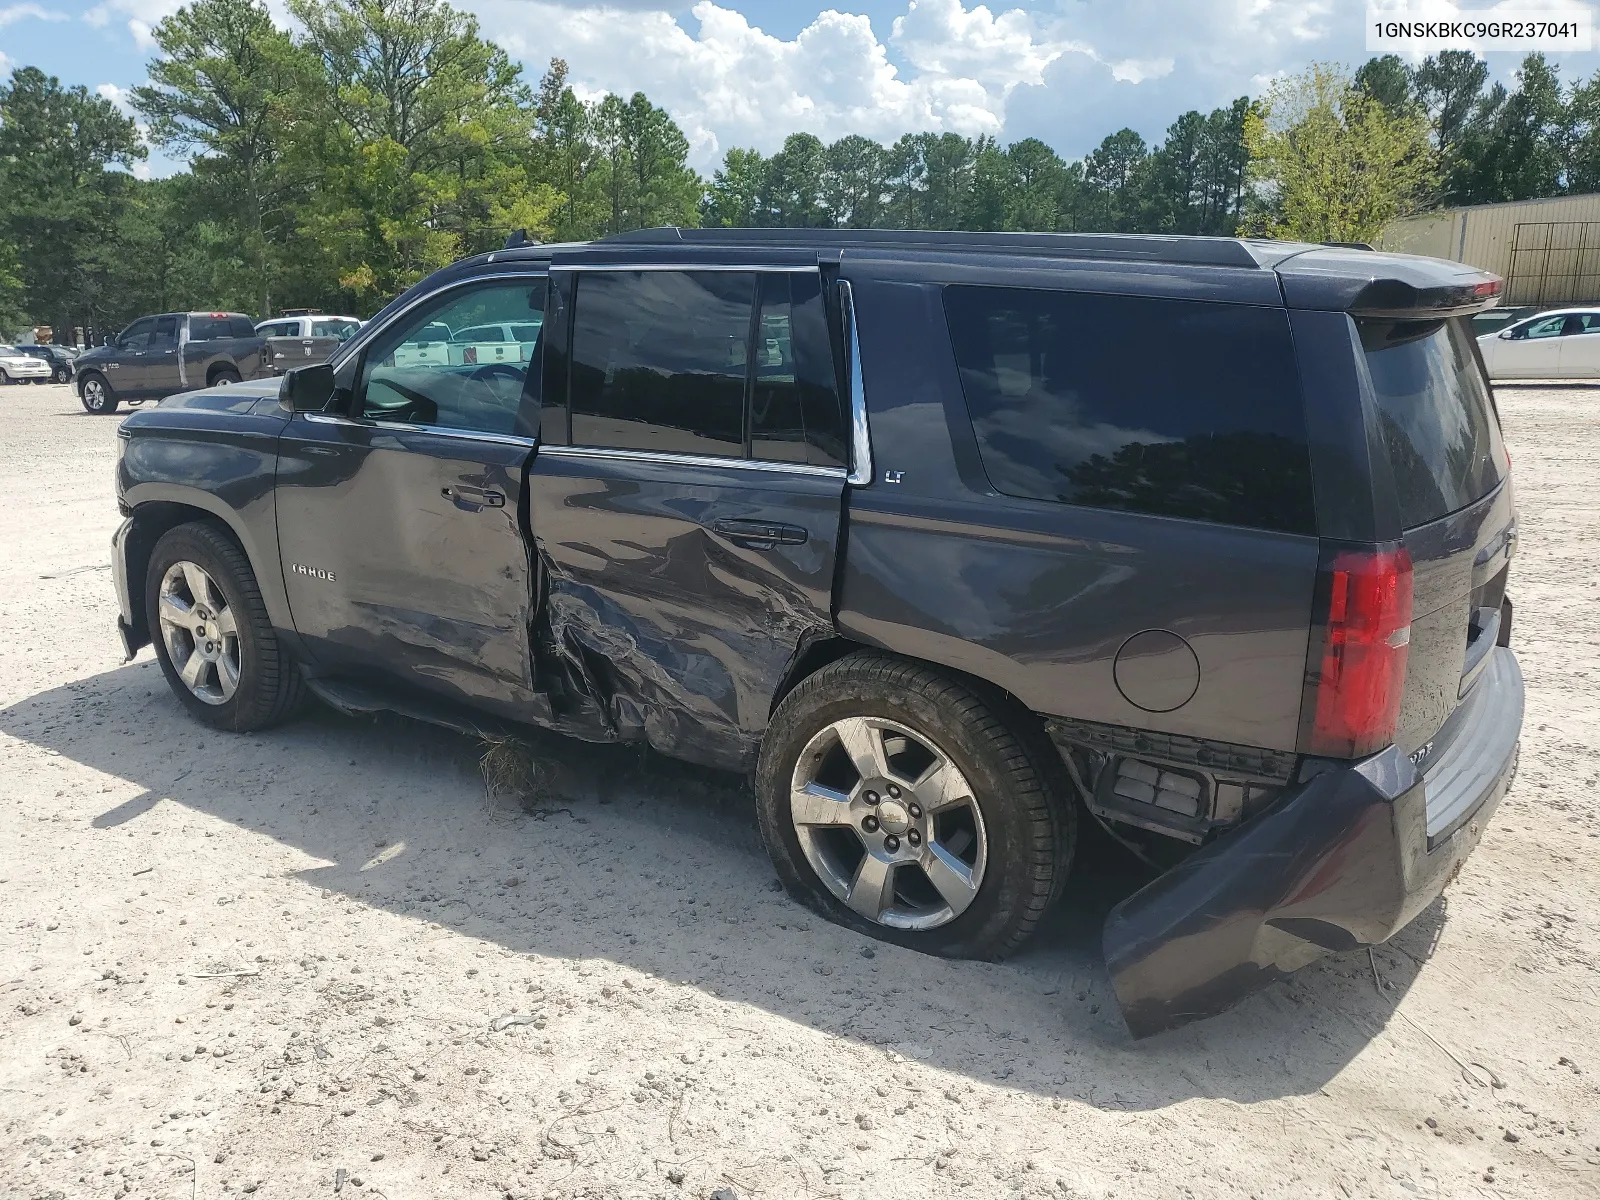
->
xmin=205 ymin=363 xmax=237 ymax=386
xmin=770 ymin=637 xmax=866 ymax=715
xmin=122 ymin=504 xmax=242 ymax=646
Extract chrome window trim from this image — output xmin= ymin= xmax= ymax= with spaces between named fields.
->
xmin=838 ymin=279 xmax=874 ymax=487
xmin=301 ymin=411 xmax=536 ymax=450
xmin=556 ymin=263 xmax=818 ymax=273
xmin=540 ymin=443 xmax=846 ymax=479
xmin=330 ymin=269 xmax=550 ymax=372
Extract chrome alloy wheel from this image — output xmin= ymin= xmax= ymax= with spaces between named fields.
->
xmin=157 ymin=561 xmax=241 ymax=706
xmin=789 ymin=717 xmax=988 ymax=931
xmin=81 ymin=377 xmax=107 ymax=410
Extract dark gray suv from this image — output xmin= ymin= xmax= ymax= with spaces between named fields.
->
xmin=109 ymin=229 xmax=1522 ymax=1036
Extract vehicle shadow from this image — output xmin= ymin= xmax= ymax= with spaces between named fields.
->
xmin=0 ymin=660 xmax=1443 ymax=1110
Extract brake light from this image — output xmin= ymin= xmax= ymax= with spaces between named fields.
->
xmin=1304 ymin=543 xmax=1414 ymax=758
xmin=463 ymin=346 xmax=477 ymax=364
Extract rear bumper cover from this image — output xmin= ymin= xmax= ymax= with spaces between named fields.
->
xmin=1104 ymin=647 xmax=1523 ymax=1038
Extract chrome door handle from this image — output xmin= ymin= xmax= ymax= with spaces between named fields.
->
xmin=442 ymin=485 xmax=505 ymax=510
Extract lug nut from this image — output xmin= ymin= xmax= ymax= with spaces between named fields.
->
xmin=862 ymin=815 xmax=879 ymax=833
xmin=863 ymin=790 xmax=880 ymax=805
xmin=887 ymin=785 xmax=901 ymax=799
xmin=908 ymin=803 xmax=923 ymax=819
xmin=907 ymin=829 xmax=921 ymax=846
xmin=883 ymin=835 xmax=900 ymax=852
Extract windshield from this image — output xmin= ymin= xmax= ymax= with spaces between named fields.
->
xmin=1359 ymin=316 xmax=1507 ymax=528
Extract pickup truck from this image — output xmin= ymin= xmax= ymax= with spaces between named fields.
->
xmin=74 ymin=311 xmax=267 ymax=414
xmin=254 ymin=314 xmax=363 ymax=375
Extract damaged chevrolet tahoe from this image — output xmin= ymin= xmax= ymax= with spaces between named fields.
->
xmin=109 ymin=229 xmax=1523 ymax=1036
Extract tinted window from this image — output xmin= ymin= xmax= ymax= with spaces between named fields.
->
xmin=150 ymin=316 xmax=179 ymax=348
xmin=358 ymin=279 xmax=547 ymax=435
xmin=1359 ymin=317 xmax=1506 ymax=528
xmin=312 ymin=319 xmax=359 ymax=340
xmin=749 ymin=272 xmax=846 ymax=468
xmin=569 ymin=270 xmax=752 ymax=457
xmin=118 ymin=318 xmax=156 ymax=350
xmin=944 ymin=287 xmax=1315 ymax=534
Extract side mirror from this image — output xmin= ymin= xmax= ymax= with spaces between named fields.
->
xmin=280 ymin=363 xmax=336 ymax=412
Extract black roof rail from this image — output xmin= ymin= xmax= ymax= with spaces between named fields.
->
xmin=595 ymin=226 xmax=1266 ymax=269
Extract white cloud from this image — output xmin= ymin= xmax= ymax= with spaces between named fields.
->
xmin=83 ymin=0 xmax=181 ymax=45
xmin=1 ymin=2 xmax=67 ymax=27
xmin=480 ymin=0 xmax=1083 ymax=168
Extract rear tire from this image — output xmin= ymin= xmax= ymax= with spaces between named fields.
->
xmin=755 ymin=653 xmax=1074 ymax=960
xmin=54 ymin=366 xmax=70 ymax=384
xmin=209 ymin=367 xmax=242 ymax=387
xmin=145 ymin=521 xmax=305 ymax=731
xmin=79 ymin=372 xmax=118 ymax=414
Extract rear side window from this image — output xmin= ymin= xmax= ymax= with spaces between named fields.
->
xmin=943 ymin=287 xmax=1315 ymax=534
xmin=1359 ymin=317 xmax=1506 ymax=528
xmin=570 ymin=270 xmax=751 ymax=457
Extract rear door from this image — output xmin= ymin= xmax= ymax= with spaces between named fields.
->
xmin=1557 ymin=312 xmax=1600 ymax=377
xmin=1357 ymin=315 xmax=1513 ymax=775
xmin=527 ymin=263 xmax=848 ymax=770
xmin=137 ymin=315 xmax=182 ymax=397
xmin=275 ymin=274 xmax=547 ymax=713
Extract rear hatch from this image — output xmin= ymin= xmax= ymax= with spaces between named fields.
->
xmin=1357 ymin=315 xmax=1514 ymax=776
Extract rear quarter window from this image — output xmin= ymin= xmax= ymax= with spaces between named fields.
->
xmin=943 ymin=286 xmax=1315 ymax=534
xmin=1358 ymin=317 xmax=1506 ymax=529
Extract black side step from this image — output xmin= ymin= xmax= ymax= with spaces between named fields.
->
xmin=302 ymin=674 xmax=520 ymax=740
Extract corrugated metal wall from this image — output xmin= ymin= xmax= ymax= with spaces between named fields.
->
xmin=1381 ymin=193 xmax=1600 ymax=305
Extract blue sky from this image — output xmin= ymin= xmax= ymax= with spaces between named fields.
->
xmin=3 ymin=0 xmax=1597 ymax=177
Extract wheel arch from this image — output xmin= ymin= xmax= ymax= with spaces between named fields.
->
xmin=119 ymin=490 xmax=294 ymax=653
xmin=205 ymin=359 xmax=241 ymax=387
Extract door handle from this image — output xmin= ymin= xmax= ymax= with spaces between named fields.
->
xmin=712 ymin=518 xmax=807 ymax=547
xmin=442 ymin=485 xmax=505 ymax=510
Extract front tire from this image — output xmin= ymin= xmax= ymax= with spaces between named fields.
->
xmin=756 ymin=653 xmax=1074 ymax=960
xmin=54 ymin=366 xmax=70 ymax=384
xmin=79 ymin=373 xmax=118 ymax=414
xmin=145 ymin=521 xmax=305 ymax=731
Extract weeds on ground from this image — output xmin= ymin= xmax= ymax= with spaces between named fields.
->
xmin=478 ymin=734 xmax=550 ymax=818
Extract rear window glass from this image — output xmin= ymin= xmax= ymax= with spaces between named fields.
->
xmin=1359 ymin=317 xmax=1506 ymax=528
xmin=943 ymin=286 xmax=1315 ymax=534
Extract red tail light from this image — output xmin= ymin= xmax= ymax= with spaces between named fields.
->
xmin=1304 ymin=544 xmax=1414 ymax=759
xmin=463 ymin=346 xmax=478 ymax=364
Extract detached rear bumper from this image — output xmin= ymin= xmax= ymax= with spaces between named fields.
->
xmin=1104 ymin=647 xmax=1523 ymax=1038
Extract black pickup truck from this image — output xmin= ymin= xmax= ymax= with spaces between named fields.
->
xmin=75 ymin=311 xmax=267 ymax=414
xmin=108 ymin=229 xmax=1523 ymax=1036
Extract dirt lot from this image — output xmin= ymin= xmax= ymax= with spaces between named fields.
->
xmin=1 ymin=379 xmax=1596 ymax=1200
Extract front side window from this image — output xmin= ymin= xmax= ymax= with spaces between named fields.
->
xmin=357 ymin=278 xmax=547 ymax=435
xmin=1520 ymin=315 xmax=1565 ymax=339
xmin=569 ymin=270 xmax=753 ymax=457
xmin=943 ymin=286 xmax=1315 ymax=534
xmin=119 ymin=318 xmax=155 ymax=351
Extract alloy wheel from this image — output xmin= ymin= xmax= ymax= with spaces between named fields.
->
xmin=789 ymin=716 xmax=988 ymax=931
xmin=157 ymin=561 xmax=241 ymax=706
xmin=82 ymin=378 xmax=106 ymax=411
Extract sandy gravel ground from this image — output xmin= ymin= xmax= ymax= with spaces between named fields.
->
xmin=1 ymin=380 xmax=1596 ymax=1200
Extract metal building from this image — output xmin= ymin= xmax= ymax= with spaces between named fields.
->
xmin=1379 ymin=192 xmax=1600 ymax=306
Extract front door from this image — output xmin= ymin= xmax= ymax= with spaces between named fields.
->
xmin=275 ymin=274 xmax=549 ymax=712
xmin=527 ymin=265 xmax=848 ymax=770
xmin=1492 ymin=313 xmax=1565 ymax=377
xmin=104 ymin=316 xmax=155 ymax=395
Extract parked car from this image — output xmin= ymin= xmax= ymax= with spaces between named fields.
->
xmin=108 ymin=230 xmax=1522 ymax=1037
xmin=73 ymin=311 xmax=267 ymax=414
xmin=0 ymin=343 xmax=53 ymax=384
xmin=1469 ymin=305 xmax=1540 ymax=337
xmin=255 ymin=313 xmax=364 ymax=374
xmin=1477 ymin=307 xmax=1600 ymax=378
xmin=16 ymin=343 xmax=78 ymax=383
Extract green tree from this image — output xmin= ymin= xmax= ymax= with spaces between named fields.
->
xmin=288 ymin=0 xmax=557 ymax=304
xmin=1242 ymin=63 xmax=1436 ymax=244
xmin=133 ymin=0 xmax=305 ymax=318
xmin=1354 ymin=54 xmax=1417 ymax=116
xmin=0 ymin=66 xmax=145 ymax=338
xmin=821 ymin=134 xmax=887 ymax=227
xmin=1084 ymin=128 xmax=1147 ymax=230
xmin=766 ymin=133 xmax=827 ymax=226
xmin=1453 ymin=54 xmax=1570 ymax=203
xmin=705 ymin=147 xmax=770 ymax=227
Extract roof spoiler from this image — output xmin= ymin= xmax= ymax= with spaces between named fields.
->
xmin=1276 ymin=245 xmax=1503 ymax=318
